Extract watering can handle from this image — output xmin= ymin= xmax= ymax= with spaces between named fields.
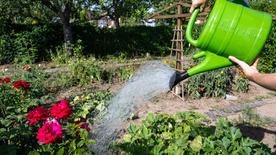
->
xmin=186 ymin=9 xmax=200 ymax=46
xmin=187 ymin=51 xmax=233 ymax=76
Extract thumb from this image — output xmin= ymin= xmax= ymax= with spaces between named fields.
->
xmin=252 ymin=58 xmax=259 ymax=68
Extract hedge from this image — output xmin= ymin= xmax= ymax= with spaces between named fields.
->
xmin=0 ymin=24 xmax=173 ymax=64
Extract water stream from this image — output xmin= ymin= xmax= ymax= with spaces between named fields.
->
xmin=91 ymin=61 xmax=177 ymax=154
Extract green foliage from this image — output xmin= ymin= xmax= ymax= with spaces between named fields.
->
xmin=258 ymin=22 xmax=276 ymax=73
xmin=103 ymin=66 xmax=135 ymax=83
xmin=235 ymin=107 xmax=275 ymax=127
xmin=184 ymin=68 xmax=250 ymax=98
xmin=184 ymin=68 xmax=233 ymax=98
xmin=0 ymin=35 xmax=15 ymax=64
xmin=13 ymin=32 xmax=38 ymax=64
xmin=248 ymin=1 xmax=276 ymax=73
xmin=0 ymin=24 xmax=172 ymax=65
xmin=0 ymin=79 xmax=40 ymax=154
xmin=0 ymin=25 xmax=62 ymax=64
xmin=0 ymin=73 xmax=112 ymax=154
xmin=74 ymin=25 xmax=172 ymax=57
xmin=50 ymin=46 xmax=71 ymax=64
xmin=11 ymin=65 xmax=49 ymax=98
xmin=232 ymin=74 xmax=249 ymax=93
xmin=68 ymin=58 xmax=103 ymax=85
xmin=72 ymin=91 xmax=112 ymax=118
xmin=117 ymin=112 xmax=272 ymax=154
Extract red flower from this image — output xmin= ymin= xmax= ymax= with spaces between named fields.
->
xmin=0 ymin=77 xmax=11 ymax=83
xmin=36 ymin=119 xmax=62 ymax=144
xmin=75 ymin=118 xmax=91 ymax=131
xmin=26 ymin=106 xmax=49 ymax=126
xmin=50 ymin=100 xmax=72 ymax=119
xmin=13 ymin=80 xmax=30 ymax=89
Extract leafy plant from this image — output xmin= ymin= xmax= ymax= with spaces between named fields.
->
xmin=183 ymin=67 xmax=250 ymax=98
xmin=0 ymin=78 xmax=40 ymax=154
xmin=68 ymin=57 xmax=103 ymax=85
xmin=235 ymin=107 xmax=275 ymax=127
xmin=0 ymin=34 xmax=15 ymax=64
xmin=117 ymin=112 xmax=272 ymax=154
xmin=13 ymin=32 xmax=38 ymax=64
xmin=103 ymin=66 xmax=135 ymax=83
xmin=232 ymin=73 xmax=249 ymax=93
xmin=27 ymin=100 xmax=95 ymax=155
xmin=184 ymin=68 xmax=233 ymax=98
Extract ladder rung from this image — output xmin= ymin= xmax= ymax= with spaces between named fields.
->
xmin=169 ymin=48 xmax=184 ymax=52
xmin=171 ymin=39 xmax=184 ymax=42
xmin=173 ymin=29 xmax=183 ymax=31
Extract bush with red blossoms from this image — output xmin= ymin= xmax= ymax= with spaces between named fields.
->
xmin=50 ymin=100 xmax=72 ymax=119
xmin=26 ymin=106 xmax=49 ymax=126
xmin=0 ymin=77 xmax=11 ymax=83
xmin=36 ymin=119 xmax=62 ymax=144
xmin=0 ymin=76 xmax=107 ymax=155
xmin=13 ymin=80 xmax=30 ymax=89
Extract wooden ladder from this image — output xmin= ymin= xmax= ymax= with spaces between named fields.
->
xmin=169 ymin=26 xmax=185 ymax=99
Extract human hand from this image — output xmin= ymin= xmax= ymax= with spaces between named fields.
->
xmin=190 ymin=0 xmax=207 ymax=13
xmin=229 ymin=56 xmax=260 ymax=81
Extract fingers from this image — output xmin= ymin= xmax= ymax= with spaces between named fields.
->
xmin=190 ymin=0 xmax=207 ymax=13
xmin=189 ymin=4 xmax=197 ymax=13
xmin=228 ymin=56 xmax=249 ymax=69
xmin=200 ymin=3 xmax=205 ymax=12
xmin=229 ymin=56 xmax=243 ymax=65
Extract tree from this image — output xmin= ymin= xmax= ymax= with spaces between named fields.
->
xmin=38 ymin=0 xmax=97 ymax=55
xmin=0 ymin=0 xmax=97 ymax=55
xmin=98 ymin=0 xmax=151 ymax=28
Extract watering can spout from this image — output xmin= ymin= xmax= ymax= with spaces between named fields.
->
xmin=170 ymin=70 xmax=189 ymax=89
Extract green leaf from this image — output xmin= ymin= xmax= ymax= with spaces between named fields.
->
xmin=56 ymin=147 xmax=64 ymax=155
xmin=190 ymin=135 xmax=202 ymax=152
xmin=123 ymin=134 xmax=132 ymax=143
xmin=151 ymin=142 xmax=164 ymax=155
xmin=77 ymin=140 xmax=85 ymax=147
xmin=128 ymin=124 xmax=138 ymax=133
xmin=222 ymin=137 xmax=230 ymax=149
xmin=230 ymin=127 xmax=241 ymax=140
xmin=28 ymin=151 xmax=40 ymax=155
xmin=69 ymin=140 xmax=77 ymax=153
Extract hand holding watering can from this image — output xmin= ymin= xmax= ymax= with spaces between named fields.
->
xmin=172 ymin=0 xmax=273 ymax=88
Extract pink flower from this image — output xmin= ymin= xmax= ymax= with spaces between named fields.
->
xmin=36 ymin=119 xmax=62 ymax=144
xmin=50 ymin=100 xmax=72 ymax=119
xmin=13 ymin=80 xmax=30 ymax=89
xmin=26 ymin=106 xmax=49 ymax=126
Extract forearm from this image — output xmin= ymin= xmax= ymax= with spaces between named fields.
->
xmin=251 ymin=72 xmax=276 ymax=91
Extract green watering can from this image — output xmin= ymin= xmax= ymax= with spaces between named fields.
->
xmin=172 ymin=0 xmax=272 ymax=87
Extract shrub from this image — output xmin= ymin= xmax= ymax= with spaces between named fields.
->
xmin=117 ymin=112 xmax=272 ymax=154
xmin=0 ymin=35 xmax=15 ymax=64
xmin=13 ymin=32 xmax=38 ymax=64
xmin=258 ymin=22 xmax=276 ymax=73
xmin=0 ymin=74 xmax=112 ymax=154
xmin=184 ymin=68 xmax=233 ymax=98
xmin=68 ymin=58 xmax=103 ymax=85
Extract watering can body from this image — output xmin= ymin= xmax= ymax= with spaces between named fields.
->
xmin=185 ymin=0 xmax=272 ymax=77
